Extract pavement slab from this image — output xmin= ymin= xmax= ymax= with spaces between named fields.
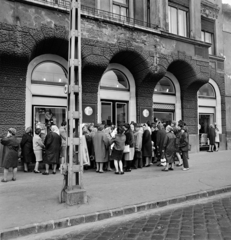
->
xmin=0 ymin=150 xmax=231 ymax=237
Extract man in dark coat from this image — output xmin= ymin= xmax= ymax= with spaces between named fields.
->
xmin=20 ymin=127 xmax=35 ymax=172
xmin=142 ymin=125 xmax=152 ymax=167
xmin=156 ymin=123 xmax=166 ymax=166
xmin=208 ymin=124 xmax=216 ymax=152
xmin=1 ymin=128 xmax=19 ymax=182
xmin=43 ymin=125 xmax=61 ymax=175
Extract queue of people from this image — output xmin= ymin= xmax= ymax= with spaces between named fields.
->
xmin=82 ymin=119 xmax=190 ymax=174
xmin=0 ymin=119 xmax=190 ymax=182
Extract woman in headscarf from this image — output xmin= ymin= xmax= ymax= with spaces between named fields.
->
xmin=1 ymin=128 xmax=19 ymax=182
xmin=179 ymin=125 xmax=190 ymax=170
xmin=162 ymin=125 xmax=176 ymax=171
xmin=92 ymin=124 xmax=110 ymax=173
xmin=142 ymin=124 xmax=152 ymax=167
xmin=20 ymin=127 xmax=35 ymax=172
xmin=43 ymin=125 xmax=62 ymax=175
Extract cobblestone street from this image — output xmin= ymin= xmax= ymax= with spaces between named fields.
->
xmin=58 ymin=194 xmax=231 ymax=240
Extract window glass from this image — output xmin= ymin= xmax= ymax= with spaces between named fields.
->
xmin=34 ymin=107 xmax=66 ymax=135
xmin=100 ymin=70 xmax=129 ymax=89
xmin=154 ymin=78 xmax=175 ymax=94
xmin=169 ymin=6 xmax=177 ymax=34
xmin=178 ymin=9 xmax=187 ymax=37
xmin=198 ymin=83 xmax=215 ymax=97
xmin=32 ymin=62 xmax=67 ymax=84
xmin=121 ymin=7 xmax=127 ymax=17
xmin=113 ymin=4 xmax=120 ymax=14
xmin=201 ymin=31 xmax=214 ymax=55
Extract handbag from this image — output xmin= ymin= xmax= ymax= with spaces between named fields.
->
xmin=123 ymin=145 xmax=130 ymax=153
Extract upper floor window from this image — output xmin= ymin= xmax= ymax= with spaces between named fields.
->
xmin=201 ymin=18 xmax=215 ymax=55
xmin=154 ymin=77 xmax=175 ymax=94
xmin=147 ymin=0 xmax=151 ymax=26
xmin=113 ymin=0 xmax=128 ymax=20
xmin=198 ymin=83 xmax=215 ymax=98
xmin=32 ymin=62 xmax=67 ymax=85
xmin=168 ymin=1 xmax=189 ymax=37
xmin=100 ymin=70 xmax=129 ymax=90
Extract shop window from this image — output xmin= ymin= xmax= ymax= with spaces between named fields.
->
xmin=100 ymin=70 xmax=129 ymax=90
xmin=113 ymin=0 xmax=128 ymax=20
xmin=32 ymin=62 xmax=67 ymax=85
xmin=198 ymin=83 xmax=216 ymax=98
xmin=154 ymin=77 xmax=175 ymax=94
xmin=168 ymin=4 xmax=188 ymax=37
xmin=34 ymin=107 xmax=66 ymax=134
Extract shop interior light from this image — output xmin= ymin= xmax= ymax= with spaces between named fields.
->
xmin=59 ymin=79 xmax=62 ymax=82
xmin=43 ymin=78 xmax=46 ymax=81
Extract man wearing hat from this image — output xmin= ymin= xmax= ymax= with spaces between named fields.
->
xmin=1 ymin=128 xmax=19 ymax=182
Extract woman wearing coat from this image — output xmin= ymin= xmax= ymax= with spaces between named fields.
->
xmin=123 ymin=123 xmax=135 ymax=172
xmin=156 ymin=123 xmax=167 ymax=166
xmin=1 ymin=128 xmax=19 ymax=182
xmin=92 ymin=124 xmax=110 ymax=173
xmin=20 ymin=127 xmax=35 ymax=172
xmin=208 ymin=124 xmax=216 ymax=152
xmin=162 ymin=126 xmax=176 ymax=171
xmin=43 ymin=125 xmax=62 ymax=175
xmin=142 ymin=124 xmax=152 ymax=167
xmin=179 ymin=125 xmax=189 ymax=170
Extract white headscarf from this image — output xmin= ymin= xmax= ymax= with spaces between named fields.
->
xmin=51 ymin=125 xmax=60 ymax=135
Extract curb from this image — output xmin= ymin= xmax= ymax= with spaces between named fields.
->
xmin=1 ymin=185 xmax=231 ymax=240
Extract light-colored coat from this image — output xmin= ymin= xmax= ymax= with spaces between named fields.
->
xmin=92 ymin=131 xmax=110 ymax=163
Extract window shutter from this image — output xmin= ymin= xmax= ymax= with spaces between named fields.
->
xmin=201 ymin=18 xmax=215 ymax=33
xmin=169 ymin=0 xmax=189 ymax=7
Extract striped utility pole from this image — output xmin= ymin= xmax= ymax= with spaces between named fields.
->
xmin=62 ymin=0 xmax=87 ymax=205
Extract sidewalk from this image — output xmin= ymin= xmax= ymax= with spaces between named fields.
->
xmin=0 ymin=151 xmax=231 ymax=233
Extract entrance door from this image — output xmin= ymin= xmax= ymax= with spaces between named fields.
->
xmin=101 ymin=100 xmax=128 ymax=125
xmin=199 ymin=113 xmax=214 ymax=150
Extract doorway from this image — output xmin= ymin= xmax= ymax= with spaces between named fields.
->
xmin=199 ymin=113 xmax=214 ymax=150
xmin=101 ymin=100 xmax=128 ymax=126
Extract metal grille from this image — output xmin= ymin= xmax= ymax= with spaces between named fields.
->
xmin=153 ymin=103 xmax=175 ymax=110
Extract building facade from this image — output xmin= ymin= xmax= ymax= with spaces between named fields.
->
xmin=0 ymin=0 xmax=229 ymax=161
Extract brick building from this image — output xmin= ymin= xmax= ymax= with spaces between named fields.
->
xmin=0 ymin=0 xmax=230 ymax=162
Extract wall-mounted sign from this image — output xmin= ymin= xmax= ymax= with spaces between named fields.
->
xmin=84 ymin=106 xmax=93 ymax=116
xmin=64 ymin=84 xmax=68 ymax=94
xmin=143 ymin=109 xmax=150 ymax=118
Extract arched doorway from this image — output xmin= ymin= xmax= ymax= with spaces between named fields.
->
xmin=153 ymin=72 xmax=182 ymax=125
xmin=26 ymin=54 xmax=67 ymax=132
xmin=198 ymin=79 xmax=222 ymax=150
xmin=98 ymin=63 xmax=136 ymax=125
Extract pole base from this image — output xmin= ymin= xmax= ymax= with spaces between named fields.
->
xmin=64 ymin=188 xmax=87 ymax=206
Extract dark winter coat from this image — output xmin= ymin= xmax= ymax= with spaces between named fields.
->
xmin=20 ymin=133 xmax=35 ymax=163
xmin=142 ymin=129 xmax=152 ymax=157
xmin=163 ymin=132 xmax=176 ymax=164
xmin=156 ymin=129 xmax=167 ymax=157
xmin=1 ymin=136 xmax=19 ymax=169
xmin=208 ymin=126 xmax=216 ymax=145
xmin=179 ymin=131 xmax=189 ymax=152
xmin=44 ymin=132 xmax=62 ymax=164
xmin=125 ymin=130 xmax=134 ymax=148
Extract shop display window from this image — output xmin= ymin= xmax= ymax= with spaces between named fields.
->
xmin=34 ymin=106 xmax=66 ymax=134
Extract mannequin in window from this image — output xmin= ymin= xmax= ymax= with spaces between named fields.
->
xmin=45 ymin=109 xmax=53 ymax=125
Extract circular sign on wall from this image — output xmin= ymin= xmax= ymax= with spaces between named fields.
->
xmin=143 ymin=109 xmax=149 ymax=118
xmin=64 ymin=84 xmax=68 ymax=94
xmin=84 ymin=106 xmax=93 ymax=116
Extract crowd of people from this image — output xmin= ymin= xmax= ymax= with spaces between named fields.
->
xmin=1 ymin=121 xmax=67 ymax=182
xmin=82 ymin=119 xmax=190 ymax=174
xmin=0 ymin=118 xmax=191 ymax=182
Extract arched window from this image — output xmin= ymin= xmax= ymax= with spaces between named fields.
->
xmin=32 ymin=62 xmax=67 ymax=84
xmin=198 ymin=83 xmax=216 ymax=98
xmin=154 ymin=77 xmax=175 ymax=94
xmin=100 ymin=70 xmax=129 ymax=90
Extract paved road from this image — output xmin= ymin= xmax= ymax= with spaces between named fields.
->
xmin=20 ymin=193 xmax=231 ymax=240
xmin=57 ymin=194 xmax=231 ymax=240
